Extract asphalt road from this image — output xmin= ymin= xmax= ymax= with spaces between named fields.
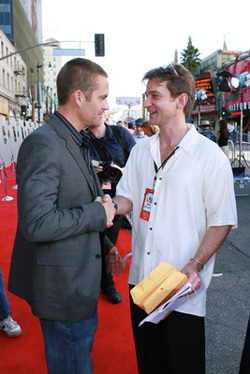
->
xmin=205 ymin=196 xmax=250 ymax=374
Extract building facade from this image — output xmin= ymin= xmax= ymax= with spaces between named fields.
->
xmin=0 ymin=29 xmax=26 ymax=119
xmin=42 ymin=38 xmax=62 ymax=116
xmin=0 ymin=0 xmax=46 ymax=121
xmin=192 ymin=49 xmax=245 ymax=130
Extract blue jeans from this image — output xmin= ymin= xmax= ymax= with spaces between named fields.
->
xmin=40 ymin=308 xmax=97 ymax=374
xmin=0 ymin=267 xmax=11 ymax=320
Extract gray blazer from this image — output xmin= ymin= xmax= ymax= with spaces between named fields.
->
xmin=8 ymin=115 xmax=113 ymax=321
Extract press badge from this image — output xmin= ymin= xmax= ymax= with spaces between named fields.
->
xmin=140 ymin=188 xmax=154 ymax=221
xmin=101 ymin=180 xmax=112 ymax=190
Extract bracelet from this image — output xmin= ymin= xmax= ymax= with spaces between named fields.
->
xmin=112 ymin=200 xmax=118 ymax=211
xmin=190 ymin=257 xmax=204 ymax=269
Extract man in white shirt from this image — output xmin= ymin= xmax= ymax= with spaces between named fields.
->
xmin=113 ymin=63 xmax=237 ymax=374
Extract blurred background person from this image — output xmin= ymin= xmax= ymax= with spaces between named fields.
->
xmin=141 ymin=120 xmax=159 ymax=137
xmin=127 ymin=122 xmax=135 ymax=134
xmin=0 ymin=267 xmax=21 ymax=338
xmin=116 ymin=120 xmax=127 ymax=129
xmin=200 ymin=120 xmax=217 ymax=143
xmin=217 ymin=119 xmax=230 ymax=156
xmin=88 ymin=120 xmax=136 ymax=304
xmin=132 ymin=118 xmax=147 ymax=142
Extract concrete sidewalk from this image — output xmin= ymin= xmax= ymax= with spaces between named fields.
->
xmin=206 ymin=196 xmax=250 ymax=374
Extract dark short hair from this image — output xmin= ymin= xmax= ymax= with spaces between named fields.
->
xmin=143 ymin=63 xmax=195 ymax=118
xmin=57 ymin=58 xmax=108 ymax=105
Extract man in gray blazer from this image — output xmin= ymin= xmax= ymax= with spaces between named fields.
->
xmin=8 ymin=58 xmax=121 ymax=374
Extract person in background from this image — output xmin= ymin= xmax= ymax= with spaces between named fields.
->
xmin=217 ymin=118 xmax=230 ymax=156
xmin=132 ymin=118 xmax=148 ymax=142
xmin=200 ymin=120 xmax=217 ymax=143
xmin=141 ymin=120 xmax=159 ymax=137
xmin=127 ymin=121 xmax=135 ymax=133
xmin=8 ymin=58 xmax=121 ymax=374
xmin=88 ymin=120 xmax=136 ymax=304
xmin=116 ymin=120 xmax=127 ymax=129
xmin=113 ymin=63 xmax=237 ymax=374
xmin=0 ymin=267 xmax=21 ymax=337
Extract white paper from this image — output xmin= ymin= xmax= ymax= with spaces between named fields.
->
xmin=138 ymin=282 xmax=192 ymax=326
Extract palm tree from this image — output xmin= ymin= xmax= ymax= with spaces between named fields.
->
xmin=181 ymin=36 xmax=201 ymax=74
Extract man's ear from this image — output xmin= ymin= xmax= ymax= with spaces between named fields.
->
xmin=73 ymin=90 xmax=85 ymax=107
xmin=177 ymin=93 xmax=188 ymax=109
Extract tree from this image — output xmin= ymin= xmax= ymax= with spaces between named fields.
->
xmin=180 ymin=36 xmax=201 ymax=74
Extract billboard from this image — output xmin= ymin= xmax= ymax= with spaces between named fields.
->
xmin=116 ymin=97 xmax=141 ymax=105
xmin=195 ymin=72 xmax=214 ymax=96
xmin=20 ymin=0 xmax=42 ymax=43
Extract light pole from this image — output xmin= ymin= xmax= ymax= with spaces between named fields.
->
xmin=36 ymin=63 xmax=43 ymax=124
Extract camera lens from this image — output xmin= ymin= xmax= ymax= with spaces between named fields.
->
xmin=106 ymin=167 xmax=122 ymax=183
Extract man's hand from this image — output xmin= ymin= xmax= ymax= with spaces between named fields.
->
xmin=110 ymin=163 xmax=124 ymax=174
xmin=93 ymin=164 xmax=103 ymax=174
xmin=181 ymin=260 xmax=202 ymax=295
xmin=105 ymin=247 xmax=123 ymax=277
xmin=95 ymin=195 xmax=116 ymax=228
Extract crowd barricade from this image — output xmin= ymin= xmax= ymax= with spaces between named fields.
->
xmin=0 ymin=116 xmax=40 ymax=200
xmin=0 ymin=162 xmax=14 ymax=201
xmin=229 ymin=140 xmax=250 ymax=196
xmin=229 ymin=140 xmax=250 ymax=176
xmin=0 ymin=115 xmax=40 ymax=167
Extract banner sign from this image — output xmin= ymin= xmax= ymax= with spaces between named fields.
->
xmin=116 ymin=97 xmax=141 ymax=105
xmin=53 ymin=49 xmax=85 ymax=56
xmin=195 ymin=72 xmax=214 ymax=96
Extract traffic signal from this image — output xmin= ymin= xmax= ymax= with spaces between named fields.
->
xmin=95 ymin=34 xmax=105 ymax=57
xmin=21 ymin=105 xmax=27 ymax=118
xmin=222 ymin=107 xmax=230 ymax=119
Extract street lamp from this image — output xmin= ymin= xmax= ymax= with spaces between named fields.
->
xmin=36 ymin=62 xmax=43 ymax=123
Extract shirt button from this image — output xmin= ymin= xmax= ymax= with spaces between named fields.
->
xmin=147 ymin=252 xmax=150 ymax=255
xmin=159 ymin=177 xmax=162 ymax=180
xmin=95 ymin=254 xmax=101 ymax=258
xmin=150 ymin=227 xmax=153 ymax=230
xmin=154 ymin=202 xmax=157 ymax=205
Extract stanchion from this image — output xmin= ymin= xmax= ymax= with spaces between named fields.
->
xmin=1 ymin=162 xmax=13 ymax=201
xmin=11 ymin=156 xmax=18 ymax=189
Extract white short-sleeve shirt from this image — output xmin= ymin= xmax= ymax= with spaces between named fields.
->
xmin=116 ymin=125 xmax=237 ymax=317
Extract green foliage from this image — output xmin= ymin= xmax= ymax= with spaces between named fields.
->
xmin=180 ymin=36 xmax=201 ymax=73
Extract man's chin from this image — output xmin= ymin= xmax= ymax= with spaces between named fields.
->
xmin=89 ymin=120 xmax=102 ymax=128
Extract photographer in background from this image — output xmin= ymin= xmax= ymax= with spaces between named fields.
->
xmin=88 ymin=120 xmax=136 ymax=303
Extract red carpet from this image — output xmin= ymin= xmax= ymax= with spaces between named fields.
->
xmin=0 ymin=166 xmax=138 ymax=373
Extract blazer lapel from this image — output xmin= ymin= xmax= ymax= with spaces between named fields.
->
xmin=49 ymin=117 xmax=98 ymax=197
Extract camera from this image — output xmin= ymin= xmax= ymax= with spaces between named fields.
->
xmin=91 ymin=160 xmax=122 ymax=183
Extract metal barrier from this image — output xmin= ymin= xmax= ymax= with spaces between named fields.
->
xmin=229 ymin=141 xmax=250 ymax=176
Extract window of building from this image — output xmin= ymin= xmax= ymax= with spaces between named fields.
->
xmin=2 ymin=69 xmax=5 ymax=87
xmin=7 ymin=72 xmax=9 ymax=90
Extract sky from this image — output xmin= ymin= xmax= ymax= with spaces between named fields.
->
xmin=42 ymin=0 xmax=250 ymax=110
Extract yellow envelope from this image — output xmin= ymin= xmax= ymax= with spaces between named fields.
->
xmin=130 ymin=262 xmax=188 ymax=314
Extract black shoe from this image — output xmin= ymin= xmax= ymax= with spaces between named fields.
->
xmin=102 ymin=286 xmax=122 ymax=304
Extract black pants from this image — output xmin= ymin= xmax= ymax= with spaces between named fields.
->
xmin=101 ymin=215 xmax=123 ymax=291
xmin=129 ymin=285 xmax=205 ymax=374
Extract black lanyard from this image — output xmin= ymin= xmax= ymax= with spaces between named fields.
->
xmin=153 ymin=146 xmax=179 ymax=189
